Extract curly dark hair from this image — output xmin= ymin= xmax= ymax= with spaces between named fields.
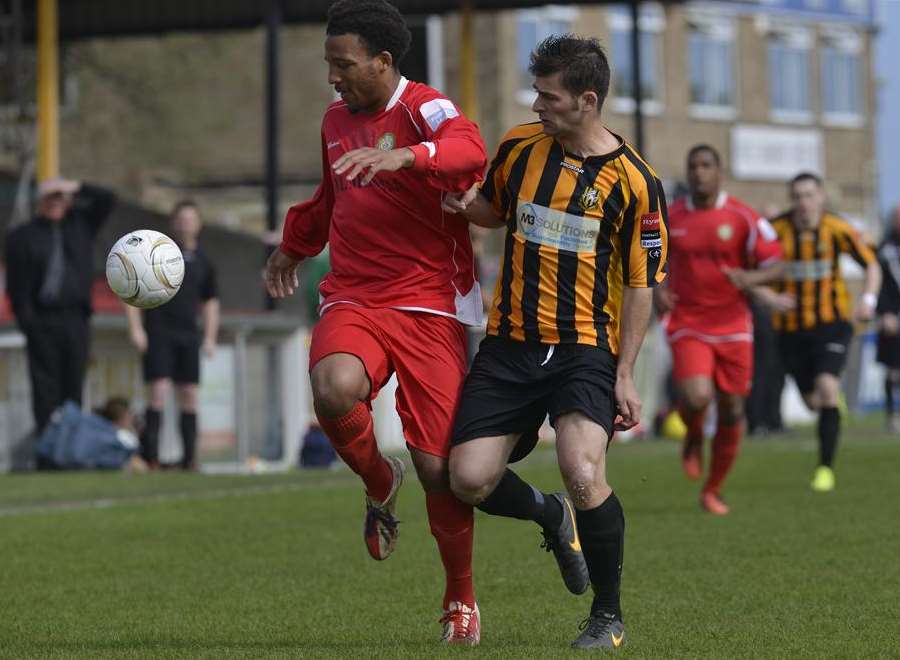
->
xmin=529 ymin=35 xmax=610 ymax=109
xmin=326 ymin=0 xmax=411 ymax=66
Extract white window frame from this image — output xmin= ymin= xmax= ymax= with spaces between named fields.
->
xmin=608 ymin=3 xmax=666 ymax=116
xmin=686 ymin=12 xmax=738 ymax=122
xmin=515 ymin=5 xmax=579 ymax=106
xmin=820 ymin=26 xmax=864 ymax=128
xmin=767 ymin=24 xmax=814 ymax=125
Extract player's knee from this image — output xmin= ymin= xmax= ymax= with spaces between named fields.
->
xmin=561 ymin=463 xmax=608 ymax=510
xmin=449 ymin=467 xmax=496 ymax=506
xmin=149 ymin=379 xmax=171 ymax=409
xmin=682 ymin=389 xmax=714 ymax=413
xmin=718 ymin=396 xmax=744 ymax=425
xmin=311 ymin=367 xmax=366 ymax=417
xmin=410 ymin=451 xmax=449 ymax=493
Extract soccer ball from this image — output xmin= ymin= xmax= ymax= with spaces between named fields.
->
xmin=106 ymin=230 xmax=185 ymax=309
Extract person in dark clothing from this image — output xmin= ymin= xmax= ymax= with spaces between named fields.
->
xmin=876 ymin=204 xmax=900 ymax=431
xmin=126 ymin=200 xmax=219 ymax=470
xmin=4 ymin=178 xmax=117 ymax=432
xmin=746 ymin=300 xmax=786 ymax=435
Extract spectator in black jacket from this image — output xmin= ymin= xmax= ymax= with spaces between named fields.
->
xmin=876 ymin=204 xmax=900 ymax=431
xmin=4 ymin=178 xmax=116 ymax=432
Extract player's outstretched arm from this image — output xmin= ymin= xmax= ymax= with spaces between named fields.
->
xmin=856 ymin=260 xmax=882 ymax=321
xmin=264 ymin=249 xmax=302 ymax=299
xmin=749 ymin=286 xmax=795 ymax=312
xmin=722 ymin=260 xmax=784 ymax=290
xmin=615 ymin=286 xmax=654 ymax=431
xmin=442 ymin=186 xmax=505 ymax=229
xmin=332 ymin=147 xmax=415 ymax=186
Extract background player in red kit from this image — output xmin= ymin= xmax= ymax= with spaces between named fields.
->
xmin=655 ymin=145 xmax=782 ymax=515
xmin=264 ymin=1 xmax=487 ymax=644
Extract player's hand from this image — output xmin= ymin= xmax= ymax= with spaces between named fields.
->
xmin=722 ymin=267 xmax=754 ymax=291
xmin=264 ymin=248 xmax=301 ymax=299
xmin=768 ymin=292 xmax=796 ymax=312
xmin=653 ymin=286 xmax=677 ymax=314
xmin=614 ymin=373 xmax=641 ymax=431
xmin=442 ymin=185 xmax=479 ymax=214
xmin=752 ymin=287 xmax=795 ymax=312
xmin=202 ymin=338 xmax=216 ymax=358
xmin=856 ymin=294 xmax=877 ymax=322
xmin=129 ymin=327 xmax=148 ymax=354
xmin=332 ymin=147 xmax=414 ymax=186
xmin=880 ymin=313 xmax=899 ymax=336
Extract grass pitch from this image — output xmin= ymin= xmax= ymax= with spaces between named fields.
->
xmin=1 ymin=417 xmax=898 ymax=659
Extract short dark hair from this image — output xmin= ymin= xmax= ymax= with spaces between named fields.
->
xmin=790 ymin=172 xmax=824 ymax=188
xmin=687 ymin=144 xmax=721 ymax=167
xmin=529 ymin=35 xmax=610 ymax=108
xmin=171 ymin=199 xmax=198 ymax=219
xmin=326 ymin=0 xmax=411 ymax=67
xmin=97 ymin=397 xmax=130 ymax=424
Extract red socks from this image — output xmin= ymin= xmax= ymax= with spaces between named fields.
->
xmin=319 ymin=404 xmax=474 ymax=609
xmin=426 ymin=491 xmax=476 ymax=610
xmin=703 ymin=422 xmax=742 ymax=496
xmin=318 ymin=402 xmax=393 ymax=502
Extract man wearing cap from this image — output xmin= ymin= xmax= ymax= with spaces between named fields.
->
xmin=5 ymin=178 xmax=117 ymax=432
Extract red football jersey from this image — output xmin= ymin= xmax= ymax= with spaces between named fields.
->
xmin=665 ymin=192 xmax=782 ymax=340
xmin=280 ymin=77 xmax=488 ymax=324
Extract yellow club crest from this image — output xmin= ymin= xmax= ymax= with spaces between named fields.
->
xmin=579 ymin=186 xmax=602 ymax=211
xmin=376 ymin=132 xmax=396 ymax=151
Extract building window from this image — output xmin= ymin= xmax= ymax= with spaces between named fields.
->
xmin=821 ymin=28 xmax=863 ymax=126
xmin=608 ymin=3 xmax=665 ymax=114
xmin=687 ymin=15 xmax=736 ymax=119
xmin=841 ymin=0 xmax=868 ymax=15
xmin=516 ymin=5 xmax=578 ymax=104
xmin=767 ymin=27 xmax=813 ymax=123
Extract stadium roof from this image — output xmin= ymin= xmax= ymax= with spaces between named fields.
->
xmin=21 ymin=0 xmax=682 ymax=40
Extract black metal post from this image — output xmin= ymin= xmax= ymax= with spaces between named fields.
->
xmin=263 ymin=0 xmax=283 ymax=461
xmin=629 ymin=0 xmax=645 ymax=155
xmin=264 ymin=0 xmax=282 ymax=311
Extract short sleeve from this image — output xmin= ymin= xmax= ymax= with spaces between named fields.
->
xmin=836 ymin=220 xmax=876 ymax=268
xmin=751 ymin=217 xmax=783 ymax=266
xmin=622 ymin=168 xmax=668 ymax=288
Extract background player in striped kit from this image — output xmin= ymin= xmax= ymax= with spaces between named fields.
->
xmin=765 ymin=173 xmax=880 ymax=491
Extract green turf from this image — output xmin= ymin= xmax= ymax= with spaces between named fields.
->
xmin=1 ymin=417 xmax=898 ymax=659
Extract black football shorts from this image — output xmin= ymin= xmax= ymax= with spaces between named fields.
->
xmin=778 ymin=321 xmax=853 ymax=394
xmin=451 ymin=335 xmax=617 ymax=462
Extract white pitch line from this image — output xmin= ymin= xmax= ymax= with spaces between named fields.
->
xmin=0 ymin=477 xmax=355 ymax=519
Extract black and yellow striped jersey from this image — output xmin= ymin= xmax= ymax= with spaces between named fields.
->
xmin=770 ymin=211 xmax=876 ymax=332
xmin=480 ymin=123 xmax=668 ymax=354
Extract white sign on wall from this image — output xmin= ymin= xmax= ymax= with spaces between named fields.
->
xmin=731 ymin=124 xmax=823 ymax=181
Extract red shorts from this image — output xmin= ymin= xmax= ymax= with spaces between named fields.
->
xmin=309 ymin=305 xmax=468 ymax=457
xmin=670 ymin=336 xmax=753 ymax=396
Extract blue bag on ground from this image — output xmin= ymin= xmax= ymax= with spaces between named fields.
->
xmin=35 ymin=401 xmax=137 ymax=470
xmin=299 ymin=425 xmax=336 ymax=468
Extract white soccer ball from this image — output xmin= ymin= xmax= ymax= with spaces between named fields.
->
xmin=106 ymin=230 xmax=185 ymax=309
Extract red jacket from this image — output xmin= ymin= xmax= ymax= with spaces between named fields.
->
xmin=281 ymin=77 xmax=488 ymax=325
